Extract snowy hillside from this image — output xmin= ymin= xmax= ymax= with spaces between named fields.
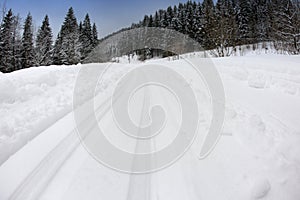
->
xmin=0 ymin=54 xmax=300 ymax=200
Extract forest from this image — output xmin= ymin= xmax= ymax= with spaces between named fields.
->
xmin=0 ymin=0 xmax=299 ymax=73
xmin=0 ymin=7 xmax=98 ymax=73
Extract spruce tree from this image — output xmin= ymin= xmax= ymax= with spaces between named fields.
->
xmin=236 ymin=0 xmax=254 ymax=45
xmin=58 ymin=7 xmax=81 ymax=65
xmin=21 ymin=13 xmax=35 ymax=68
xmin=81 ymin=14 xmax=93 ymax=59
xmin=11 ymin=14 xmax=22 ymax=71
xmin=154 ymin=11 xmax=160 ymax=27
xmin=192 ymin=2 xmax=204 ymax=44
xmin=36 ymin=15 xmax=53 ymax=66
xmin=52 ymin=33 xmax=63 ymax=65
xmin=215 ymin=0 xmax=237 ymax=56
xmin=272 ymin=0 xmax=299 ymax=54
xmin=92 ymin=23 xmax=98 ymax=48
xmin=148 ymin=15 xmax=154 ymax=27
xmin=202 ymin=0 xmax=217 ymax=49
xmin=0 ymin=9 xmax=14 ymax=72
xmin=171 ymin=5 xmax=180 ymax=31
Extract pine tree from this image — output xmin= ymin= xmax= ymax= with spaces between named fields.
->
xmin=272 ymin=0 xmax=299 ymax=54
xmin=202 ymin=0 xmax=217 ymax=49
xmin=159 ymin=10 xmax=168 ymax=28
xmin=185 ymin=1 xmax=194 ymax=37
xmin=92 ymin=23 xmax=98 ymax=48
xmin=171 ymin=5 xmax=180 ymax=31
xmin=166 ymin=6 xmax=174 ymax=28
xmin=190 ymin=2 xmax=203 ymax=43
xmin=79 ymin=14 xmax=93 ymax=60
xmin=148 ymin=15 xmax=154 ymax=27
xmin=177 ymin=3 xmax=186 ymax=33
xmin=154 ymin=11 xmax=160 ymax=27
xmin=36 ymin=15 xmax=53 ymax=66
xmin=52 ymin=33 xmax=63 ymax=65
xmin=11 ymin=14 xmax=22 ymax=70
xmin=252 ymin=0 xmax=270 ymax=42
xmin=236 ymin=0 xmax=254 ymax=45
xmin=0 ymin=9 xmax=14 ymax=72
xmin=79 ymin=21 xmax=83 ymax=37
xmin=142 ymin=15 xmax=150 ymax=27
xmin=56 ymin=7 xmax=81 ymax=65
xmin=21 ymin=13 xmax=35 ymax=68
xmin=215 ymin=0 xmax=238 ymax=56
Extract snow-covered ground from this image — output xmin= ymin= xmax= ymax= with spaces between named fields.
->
xmin=0 ymin=54 xmax=300 ymax=200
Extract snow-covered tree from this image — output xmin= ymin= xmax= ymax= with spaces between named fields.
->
xmin=214 ymin=0 xmax=238 ymax=56
xmin=272 ymin=0 xmax=299 ymax=54
xmin=36 ymin=15 xmax=53 ymax=66
xmin=11 ymin=14 xmax=22 ymax=70
xmin=0 ymin=9 xmax=14 ymax=72
xmin=79 ymin=14 xmax=93 ymax=60
xmin=236 ymin=0 xmax=255 ymax=45
xmin=55 ymin=7 xmax=81 ymax=65
xmin=92 ymin=23 xmax=98 ymax=48
xmin=202 ymin=0 xmax=217 ymax=49
xmin=52 ymin=33 xmax=63 ymax=65
xmin=21 ymin=13 xmax=35 ymax=68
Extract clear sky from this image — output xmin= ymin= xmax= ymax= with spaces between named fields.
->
xmin=2 ymin=0 xmax=199 ymax=38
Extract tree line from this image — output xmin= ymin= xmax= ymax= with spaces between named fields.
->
xmin=0 ymin=7 xmax=99 ymax=73
xmin=132 ymin=0 xmax=299 ymax=57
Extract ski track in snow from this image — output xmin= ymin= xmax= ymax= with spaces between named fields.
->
xmin=0 ymin=54 xmax=300 ymax=200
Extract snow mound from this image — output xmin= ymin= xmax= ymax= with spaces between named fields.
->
xmin=33 ymin=71 xmax=58 ymax=87
xmin=251 ymin=178 xmax=271 ymax=199
xmin=284 ymin=85 xmax=298 ymax=95
xmin=0 ymin=122 xmax=14 ymax=139
xmin=0 ymin=73 xmax=17 ymax=103
xmin=231 ymin=67 xmax=249 ymax=81
xmin=249 ymin=115 xmax=266 ymax=132
xmin=248 ymin=72 xmax=268 ymax=89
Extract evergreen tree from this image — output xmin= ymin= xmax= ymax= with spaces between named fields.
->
xmin=185 ymin=1 xmax=194 ymax=37
xmin=159 ymin=10 xmax=168 ymax=28
xmin=236 ymin=0 xmax=254 ymax=44
xmin=36 ymin=15 xmax=53 ymax=66
xmin=177 ymin=3 xmax=186 ymax=33
xmin=202 ymin=0 xmax=217 ymax=49
xmin=252 ymin=0 xmax=270 ymax=42
xmin=79 ymin=14 xmax=93 ymax=60
xmin=52 ymin=33 xmax=63 ymax=65
xmin=92 ymin=23 xmax=98 ymax=48
xmin=154 ymin=11 xmax=160 ymax=27
xmin=166 ymin=6 xmax=174 ymax=28
xmin=0 ymin=9 xmax=14 ymax=72
xmin=148 ymin=15 xmax=154 ymax=27
xmin=142 ymin=15 xmax=150 ymax=27
xmin=21 ymin=13 xmax=35 ymax=68
xmin=215 ymin=0 xmax=238 ymax=56
xmin=272 ymin=0 xmax=299 ymax=54
xmin=11 ymin=14 xmax=22 ymax=70
xmin=56 ymin=7 xmax=81 ymax=65
xmin=171 ymin=5 xmax=180 ymax=31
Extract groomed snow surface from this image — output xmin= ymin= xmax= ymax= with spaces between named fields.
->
xmin=0 ymin=54 xmax=300 ymax=200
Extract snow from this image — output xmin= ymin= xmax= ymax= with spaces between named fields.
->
xmin=248 ymin=72 xmax=269 ymax=89
xmin=251 ymin=178 xmax=271 ymax=199
xmin=0 ymin=72 xmax=17 ymax=103
xmin=0 ymin=64 xmax=130 ymax=165
xmin=0 ymin=54 xmax=300 ymax=200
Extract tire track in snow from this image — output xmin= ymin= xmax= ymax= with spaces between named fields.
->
xmin=9 ymin=78 xmax=130 ymax=200
xmin=126 ymin=85 xmax=153 ymax=200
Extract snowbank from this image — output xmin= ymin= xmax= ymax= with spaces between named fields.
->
xmin=0 ymin=54 xmax=300 ymax=200
xmin=0 ymin=64 xmax=130 ymax=164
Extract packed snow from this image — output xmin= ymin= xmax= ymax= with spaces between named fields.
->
xmin=0 ymin=54 xmax=300 ymax=200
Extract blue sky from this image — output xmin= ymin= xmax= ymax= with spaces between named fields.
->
xmin=3 ymin=0 xmax=199 ymax=38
